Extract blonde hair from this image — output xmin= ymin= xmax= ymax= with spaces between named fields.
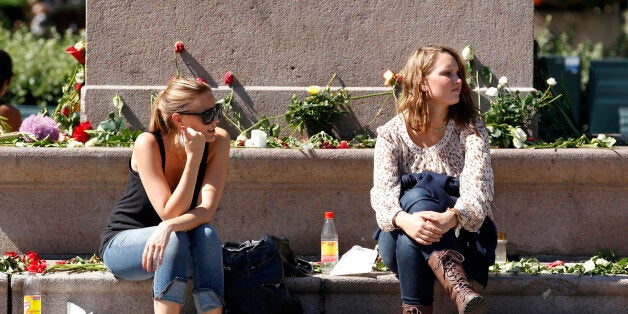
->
xmin=397 ymin=45 xmax=478 ymax=133
xmin=149 ymin=77 xmax=212 ymax=133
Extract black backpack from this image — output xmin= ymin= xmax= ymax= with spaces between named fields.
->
xmin=222 ymin=235 xmax=304 ymax=314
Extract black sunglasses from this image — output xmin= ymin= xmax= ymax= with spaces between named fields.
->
xmin=178 ymin=104 xmax=222 ymax=125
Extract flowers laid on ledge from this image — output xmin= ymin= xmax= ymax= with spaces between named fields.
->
xmin=0 ymin=251 xmax=106 ymax=274
xmin=0 ymin=41 xmax=139 ymax=147
xmin=462 ymin=45 xmax=616 ymax=149
xmin=221 ymin=72 xmax=397 ymax=149
xmin=489 ymin=252 xmax=627 ymax=276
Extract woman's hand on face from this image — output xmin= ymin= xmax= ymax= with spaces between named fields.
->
xmin=397 ymin=211 xmax=444 ymax=245
xmin=180 ymin=126 xmax=206 ymax=156
xmin=142 ymin=222 xmax=173 ymax=272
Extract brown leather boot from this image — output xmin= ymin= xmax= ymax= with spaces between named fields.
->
xmin=402 ymin=304 xmax=433 ymax=314
xmin=427 ymin=250 xmax=488 ymax=313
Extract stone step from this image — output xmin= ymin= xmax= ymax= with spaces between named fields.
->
xmin=3 ymin=271 xmax=627 ymax=313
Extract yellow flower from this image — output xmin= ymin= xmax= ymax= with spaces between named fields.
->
xmin=307 ymin=85 xmax=321 ymax=95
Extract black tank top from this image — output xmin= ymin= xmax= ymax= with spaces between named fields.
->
xmin=99 ymin=132 xmax=209 ymax=257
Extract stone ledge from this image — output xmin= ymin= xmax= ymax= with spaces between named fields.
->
xmin=0 ymin=147 xmax=626 ymax=257
xmin=5 ymin=271 xmax=628 ymax=313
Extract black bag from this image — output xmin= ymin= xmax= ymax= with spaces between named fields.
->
xmin=222 ymin=235 xmax=303 ymax=314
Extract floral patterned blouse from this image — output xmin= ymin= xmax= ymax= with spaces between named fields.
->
xmin=370 ymin=114 xmax=494 ymax=232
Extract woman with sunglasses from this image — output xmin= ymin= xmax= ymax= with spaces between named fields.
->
xmin=371 ymin=46 xmax=496 ymax=313
xmin=100 ymin=77 xmax=229 ymax=314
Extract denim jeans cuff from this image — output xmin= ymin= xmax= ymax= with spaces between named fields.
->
xmin=193 ymin=288 xmax=224 ymax=312
xmin=154 ymin=278 xmax=187 ymax=306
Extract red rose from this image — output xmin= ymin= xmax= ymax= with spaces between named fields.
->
xmin=61 ymin=107 xmax=70 ymax=117
xmin=547 ymin=260 xmax=564 ymax=268
xmin=236 ymin=140 xmax=245 ymax=147
xmin=65 ymin=45 xmax=85 ymax=65
xmin=5 ymin=251 xmax=19 ymax=259
xmin=25 ymin=251 xmax=40 ymax=262
xmin=224 ymin=71 xmax=234 ymax=86
xmin=72 ymin=121 xmax=92 ymax=143
xmin=174 ymin=41 xmax=184 ymax=53
xmin=196 ymin=77 xmax=207 ymax=84
xmin=75 ymin=83 xmax=83 ymax=91
xmin=396 ymin=75 xmax=403 ymax=84
xmin=338 ymin=141 xmax=349 ymax=149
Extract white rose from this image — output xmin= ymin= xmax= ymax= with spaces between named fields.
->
xmin=583 ymin=260 xmax=596 ymax=272
xmin=512 ymin=127 xmax=527 ymax=142
xmin=244 ymin=139 xmax=255 ymax=147
xmin=461 ymin=45 xmax=474 ymax=61
xmin=485 ymin=87 xmax=498 ymax=97
xmin=236 ymin=133 xmax=248 ymax=142
xmin=67 ymin=139 xmax=84 ymax=148
xmin=546 ymin=78 xmax=557 ymax=86
xmin=302 ymin=142 xmax=314 ymax=150
xmin=595 ymin=258 xmax=609 ymax=266
xmin=498 ymin=76 xmax=508 ymax=86
xmin=512 ymin=138 xmax=525 ymax=149
xmin=85 ymin=138 xmax=99 ymax=147
xmin=75 ymin=70 xmax=85 ymax=84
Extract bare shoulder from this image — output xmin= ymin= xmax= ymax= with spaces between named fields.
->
xmin=133 ymin=132 xmax=159 ymax=153
xmin=211 ymin=127 xmax=230 ymax=153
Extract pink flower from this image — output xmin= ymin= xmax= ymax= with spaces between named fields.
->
xmin=196 ymin=77 xmax=207 ymax=84
xmin=547 ymin=260 xmax=564 ymax=268
xmin=75 ymin=83 xmax=83 ymax=91
xmin=224 ymin=71 xmax=234 ymax=86
xmin=174 ymin=41 xmax=184 ymax=53
xmin=19 ymin=114 xmax=60 ymax=142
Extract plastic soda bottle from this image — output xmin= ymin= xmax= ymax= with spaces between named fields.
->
xmin=320 ymin=211 xmax=339 ymax=274
xmin=24 ymin=271 xmax=41 ymax=314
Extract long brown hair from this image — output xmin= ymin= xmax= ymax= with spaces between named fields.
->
xmin=149 ymin=77 xmax=212 ymax=134
xmin=397 ymin=45 xmax=478 ymax=133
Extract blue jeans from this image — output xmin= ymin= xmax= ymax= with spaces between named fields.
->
xmin=102 ymin=224 xmax=224 ymax=312
xmin=378 ymin=188 xmax=459 ymax=306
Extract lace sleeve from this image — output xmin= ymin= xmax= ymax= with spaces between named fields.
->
xmin=370 ymin=127 xmax=403 ymax=231
xmin=454 ymin=121 xmax=494 ymax=231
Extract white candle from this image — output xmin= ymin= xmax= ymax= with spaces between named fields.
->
xmin=250 ymin=129 xmax=267 ymax=148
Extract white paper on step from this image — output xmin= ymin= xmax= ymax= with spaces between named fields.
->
xmin=329 ymin=245 xmax=378 ymax=276
xmin=67 ymin=302 xmax=93 ymax=314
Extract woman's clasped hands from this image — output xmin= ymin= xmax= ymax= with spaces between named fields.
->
xmin=397 ymin=211 xmax=457 ymax=246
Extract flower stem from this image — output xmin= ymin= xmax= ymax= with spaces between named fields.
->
xmin=349 ymin=90 xmax=394 ymax=100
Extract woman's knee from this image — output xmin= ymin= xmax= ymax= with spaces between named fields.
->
xmin=190 ymin=224 xmax=221 ymax=245
xmin=163 ymin=232 xmax=191 ymax=260
xmin=400 ymin=188 xmax=440 ymax=213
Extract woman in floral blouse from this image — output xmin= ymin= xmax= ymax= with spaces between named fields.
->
xmin=371 ymin=45 xmax=496 ymax=314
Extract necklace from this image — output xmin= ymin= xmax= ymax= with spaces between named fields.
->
xmin=431 ymin=125 xmax=446 ymax=133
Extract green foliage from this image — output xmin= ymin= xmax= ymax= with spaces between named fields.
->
xmin=285 ymin=76 xmax=350 ymax=135
xmin=85 ymin=94 xmax=141 ymax=147
xmin=490 ymin=252 xmax=628 ymax=276
xmin=0 ymin=26 xmax=84 ymax=106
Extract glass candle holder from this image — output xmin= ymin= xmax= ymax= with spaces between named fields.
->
xmin=496 ymin=233 xmax=507 ymax=263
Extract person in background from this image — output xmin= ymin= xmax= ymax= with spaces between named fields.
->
xmin=371 ymin=45 xmax=496 ymax=314
xmin=0 ymin=50 xmax=21 ymax=132
xmin=100 ymin=77 xmax=229 ymax=314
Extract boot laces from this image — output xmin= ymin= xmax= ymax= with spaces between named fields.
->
xmin=440 ymin=251 xmax=474 ymax=293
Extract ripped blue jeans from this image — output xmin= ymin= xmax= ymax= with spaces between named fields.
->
xmin=103 ymin=224 xmax=224 ymax=312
